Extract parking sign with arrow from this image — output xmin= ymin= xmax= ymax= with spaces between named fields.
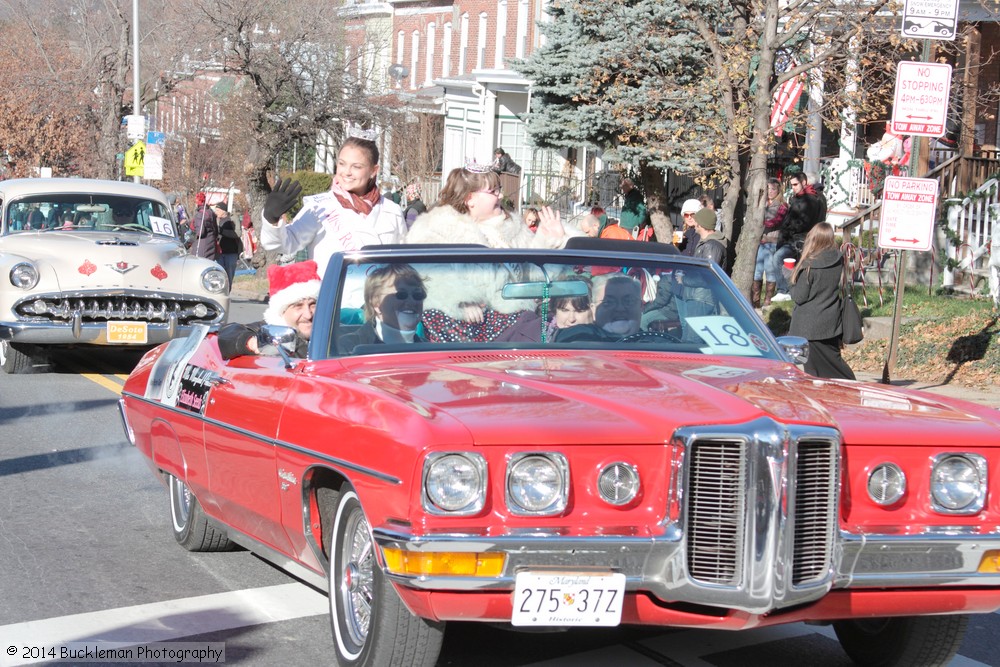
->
xmin=891 ymin=61 xmax=952 ymax=136
xmin=878 ymin=176 xmax=937 ymax=252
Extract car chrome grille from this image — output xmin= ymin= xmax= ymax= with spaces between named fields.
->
xmin=14 ymin=295 xmax=221 ymax=324
xmin=791 ymin=440 xmax=837 ymax=585
xmin=686 ymin=438 xmax=746 ymax=586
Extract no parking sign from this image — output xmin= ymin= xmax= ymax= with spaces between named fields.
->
xmin=878 ymin=176 xmax=937 ymax=252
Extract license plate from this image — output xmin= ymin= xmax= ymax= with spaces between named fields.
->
xmin=107 ymin=321 xmax=148 ymax=344
xmin=511 ymin=572 xmax=625 ymax=627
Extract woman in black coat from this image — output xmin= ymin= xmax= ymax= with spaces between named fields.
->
xmin=789 ymin=222 xmax=856 ymax=380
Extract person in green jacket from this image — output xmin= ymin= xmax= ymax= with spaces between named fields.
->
xmin=618 ymin=177 xmax=648 ymax=233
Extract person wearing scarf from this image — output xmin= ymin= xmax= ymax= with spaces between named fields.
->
xmin=258 ymin=135 xmax=406 ymax=277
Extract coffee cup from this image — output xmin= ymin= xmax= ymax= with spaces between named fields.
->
xmin=672 ymin=230 xmax=683 ymax=244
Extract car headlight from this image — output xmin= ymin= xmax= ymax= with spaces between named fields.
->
xmin=867 ymin=463 xmax=906 ymax=506
xmin=506 ymin=453 xmax=569 ymax=516
xmin=423 ymin=453 xmax=486 ymax=515
xmin=201 ymin=266 xmax=228 ymax=294
xmin=9 ymin=262 xmax=39 ymax=289
xmin=930 ymin=454 xmax=987 ymax=514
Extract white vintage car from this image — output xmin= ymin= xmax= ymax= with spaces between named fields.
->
xmin=0 ymin=178 xmax=229 ymax=373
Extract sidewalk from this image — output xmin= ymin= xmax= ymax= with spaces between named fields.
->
xmin=854 ymin=371 xmax=1000 ymax=409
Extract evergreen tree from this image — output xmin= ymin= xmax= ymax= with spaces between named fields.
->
xmin=517 ymin=0 xmax=905 ymax=295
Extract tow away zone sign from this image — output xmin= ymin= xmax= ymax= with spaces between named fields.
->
xmin=891 ymin=61 xmax=951 ymax=137
xmin=878 ymin=176 xmax=937 ymax=252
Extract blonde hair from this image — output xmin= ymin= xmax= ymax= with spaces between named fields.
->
xmin=436 ymin=167 xmax=502 ymax=214
xmin=791 ymin=222 xmax=837 ymax=284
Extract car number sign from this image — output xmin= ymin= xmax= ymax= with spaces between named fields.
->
xmin=891 ymin=61 xmax=952 ymax=137
xmin=512 ymin=572 xmax=625 ymax=627
xmin=878 ymin=176 xmax=937 ymax=252
xmin=901 ymin=0 xmax=958 ymax=40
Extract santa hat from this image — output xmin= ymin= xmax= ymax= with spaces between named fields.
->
xmin=263 ymin=260 xmax=321 ymax=326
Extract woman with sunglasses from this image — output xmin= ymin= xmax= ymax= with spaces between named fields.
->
xmin=339 ymin=264 xmax=428 ymax=351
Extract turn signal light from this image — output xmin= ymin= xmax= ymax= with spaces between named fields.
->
xmin=382 ymin=549 xmax=505 ymax=577
xmin=978 ymin=550 xmax=1000 ymax=573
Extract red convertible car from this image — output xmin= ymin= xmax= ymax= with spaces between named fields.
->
xmin=119 ymin=244 xmax=1000 ymax=667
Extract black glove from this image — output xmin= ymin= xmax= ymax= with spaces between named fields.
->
xmin=263 ymin=177 xmax=303 ymax=224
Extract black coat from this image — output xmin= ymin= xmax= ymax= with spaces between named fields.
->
xmin=789 ymin=248 xmax=844 ymax=340
xmin=778 ymin=188 xmax=822 ymax=251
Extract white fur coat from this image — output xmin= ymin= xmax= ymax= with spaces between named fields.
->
xmin=405 ymin=205 xmax=565 ymax=318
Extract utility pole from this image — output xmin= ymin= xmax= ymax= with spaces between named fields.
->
xmin=132 ymin=0 xmax=141 ymax=184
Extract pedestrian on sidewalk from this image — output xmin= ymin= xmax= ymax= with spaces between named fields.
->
xmin=753 ymin=178 xmax=787 ymax=307
xmin=789 ymin=222 xmax=856 ymax=380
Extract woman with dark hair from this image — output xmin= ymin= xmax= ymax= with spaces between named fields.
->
xmin=789 ymin=222 xmax=856 ymax=380
xmin=259 ymin=133 xmax=406 ymax=275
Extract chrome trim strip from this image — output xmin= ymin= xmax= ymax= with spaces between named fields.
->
xmin=224 ymin=526 xmax=329 ymax=593
xmin=121 ymin=390 xmax=401 ymax=485
xmin=372 ymin=527 xmax=1000 ymax=605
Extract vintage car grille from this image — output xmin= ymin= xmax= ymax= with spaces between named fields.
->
xmin=791 ymin=440 xmax=838 ymax=585
xmin=686 ymin=436 xmax=837 ymax=588
xmin=14 ymin=295 xmax=222 ymax=324
xmin=687 ymin=438 xmax=747 ymax=585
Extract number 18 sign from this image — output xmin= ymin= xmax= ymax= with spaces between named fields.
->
xmin=878 ymin=176 xmax=938 ymax=252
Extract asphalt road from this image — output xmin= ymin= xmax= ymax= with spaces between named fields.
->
xmin=0 ymin=297 xmax=997 ymax=666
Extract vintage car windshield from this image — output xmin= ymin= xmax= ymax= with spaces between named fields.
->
xmin=329 ymin=253 xmax=782 ymax=360
xmin=3 ymin=194 xmax=176 ymax=237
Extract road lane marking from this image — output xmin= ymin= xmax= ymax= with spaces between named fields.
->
xmin=0 ymin=583 xmax=327 ymax=667
xmin=59 ymin=360 xmax=125 ymax=395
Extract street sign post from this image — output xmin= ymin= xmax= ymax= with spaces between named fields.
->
xmin=878 ymin=176 xmax=938 ymax=252
xmin=124 ymin=141 xmax=145 ymax=178
xmin=901 ymin=0 xmax=959 ymax=40
xmin=891 ymin=61 xmax=951 ymax=137
xmin=144 ymin=131 xmax=165 ymax=181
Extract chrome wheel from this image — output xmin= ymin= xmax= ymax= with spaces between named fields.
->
xmin=169 ymin=474 xmax=193 ymax=532
xmin=333 ymin=489 xmax=374 ymax=658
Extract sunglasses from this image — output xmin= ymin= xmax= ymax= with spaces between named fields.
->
xmin=385 ymin=288 xmax=427 ymax=301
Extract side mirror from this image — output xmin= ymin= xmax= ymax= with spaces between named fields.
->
xmin=259 ymin=324 xmax=300 ymax=369
xmin=775 ymin=335 xmax=809 ymax=365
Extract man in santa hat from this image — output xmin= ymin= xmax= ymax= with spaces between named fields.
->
xmin=217 ymin=260 xmax=321 ymax=359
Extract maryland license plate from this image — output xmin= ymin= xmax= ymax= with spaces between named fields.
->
xmin=511 ymin=572 xmax=625 ymax=627
xmin=107 ymin=321 xmax=148 ymax=344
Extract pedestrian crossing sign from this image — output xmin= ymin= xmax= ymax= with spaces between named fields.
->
xmin=125 ymin=141 xmax=146 ymax=177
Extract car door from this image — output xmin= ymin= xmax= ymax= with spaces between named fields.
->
xmin=200 ymin=352 xmax=297 ymax=557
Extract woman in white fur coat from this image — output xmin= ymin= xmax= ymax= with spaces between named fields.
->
xmin=405 ymin=167 xmax=572 ymax=334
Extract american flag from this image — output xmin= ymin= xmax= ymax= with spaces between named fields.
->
xmin=770 ymin=68 xmax=804 ymax=138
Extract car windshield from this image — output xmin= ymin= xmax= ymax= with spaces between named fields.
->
xmin=327 ymin=252 xmax=783 ymax=360
xmin=4 ymin=194 xmax=176 ymax=237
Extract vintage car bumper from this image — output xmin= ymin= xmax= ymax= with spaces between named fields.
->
xmin=0 ymin=319 xmax=220 ymax=345
xmin=376 ymin=528 xmax=1000 ymax=615
xmin=0 ymin=290 xmax=226 ymax=345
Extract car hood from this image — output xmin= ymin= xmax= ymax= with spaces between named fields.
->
xmin=346 ymin=352 xmax=1000 ymax=446
xmin=3 ymin=230 xmax=194 ymax=291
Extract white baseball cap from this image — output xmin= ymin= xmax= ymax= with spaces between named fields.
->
xmin=680 ymin=199 xmax=702 ymax=215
